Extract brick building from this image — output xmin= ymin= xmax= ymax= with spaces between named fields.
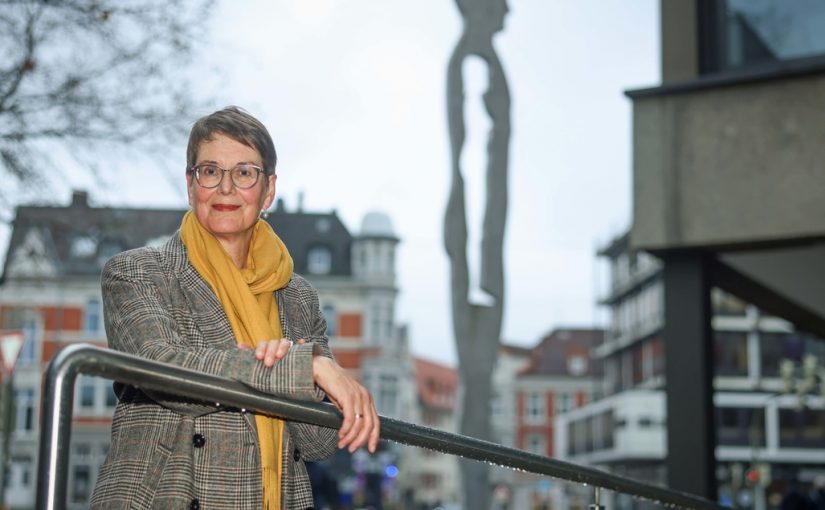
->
xmin=0 ymin=191 xmax=412 ymax=509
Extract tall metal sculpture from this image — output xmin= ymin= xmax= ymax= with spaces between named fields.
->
xmin=445 ymin=0 xmax=510 ymax=507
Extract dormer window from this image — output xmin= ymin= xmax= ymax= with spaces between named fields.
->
xmin=70 ymin=236 xmax=98 ymax=258
xmin=307 ymin=246 xmax=332 ymax=275
xmin=567 ymin=355 xmax=588 ymax=376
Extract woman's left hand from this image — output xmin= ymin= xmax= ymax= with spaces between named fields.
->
xmin=312 ymin=356 xmax=380 ymax=453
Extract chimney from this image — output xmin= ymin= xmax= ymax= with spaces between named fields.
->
xmin=71 ymin=190 xmax=89 ymax=207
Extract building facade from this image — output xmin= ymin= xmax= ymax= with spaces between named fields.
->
xmin=628 ymin=1 xmax=825 ymax=499
xmin=0 ymin=191 xmax=415 ymax=509
xmin=557 ymin=233 xmax=825 ymax=510
xmin=488 ymin=331 xmax=603 ymax=510
xmin=399 ymin=357 xmax=460 ymax=508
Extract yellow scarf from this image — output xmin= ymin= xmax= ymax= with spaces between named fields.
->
xmin=180 ymin=211 xmax=293 ymax=510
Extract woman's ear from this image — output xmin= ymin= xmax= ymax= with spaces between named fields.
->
xmin=262 ymin=173 xmax=277 ymax=210
xmin=186 ymin=172 xmax=195 ymax=208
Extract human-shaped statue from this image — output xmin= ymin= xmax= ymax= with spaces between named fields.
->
xmin=444 ymin=0 xmax=510 ymax=508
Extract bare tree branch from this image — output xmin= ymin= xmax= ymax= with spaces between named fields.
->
xmin=0 ymin=0 xmax=216 ymax=203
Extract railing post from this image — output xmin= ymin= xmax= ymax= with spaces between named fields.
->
xmin=589 ymin=487 xmax=605 ymax=510
xmin=35 ymin=346 xmax=80 ymax=510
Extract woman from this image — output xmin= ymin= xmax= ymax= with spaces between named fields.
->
xmin=91 ymin=106 xmax=379 ymax=509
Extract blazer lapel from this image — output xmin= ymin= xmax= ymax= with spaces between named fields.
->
xmin=163 ymin=233 xmax=236 ymax=349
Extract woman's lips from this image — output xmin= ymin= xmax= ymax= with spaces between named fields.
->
xmin=212 ymin=204 xmax=241 ymax=212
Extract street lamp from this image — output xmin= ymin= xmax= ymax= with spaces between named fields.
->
xmin=779 ymin=355 xmax=825 ymax=409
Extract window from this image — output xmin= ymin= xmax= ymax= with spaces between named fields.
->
xmin=370 ymin=303 xmax=381 ymax=345
xmin=567 ymin=419 xmax=588 ymax=455
xmin=384 ymin=303 xmax=394 ymax=341
xmin=71 ymin=465 xmax=91 ymax=503
xmin=649 ymin=337 xmax=665 ymax=379
xmin=555 ymin=393 xmax=573 ymax=414
xmin=85 ymin=298 xmax=101 ymax=334
xmin=699 ymin=1 xmax=825 ymax=74
xmin=19 ymin=317 xmax=39 ymax=365
xmin=11 ymin=457 xmax=31 ymax=489
xmin=525 ymin=434 xmax=546 ymax=456
xmin=79 ymin=376 xmax=96 ymax=409
xmin=716 ymin=407 xmax=765 ymax=447
xmin=378 ymin=374 xmax=398 ymax=417
xmin=525 ymin=392 xmax=545 ymax=423
xmin=21 ymin=460 xmax=30 ymax=487
xmin=106 ymin=383 xmax=118 ymax=408
xmin=761 ymin=332 xmax=825 ymax=377
xmin=567 ymin=355 xmax=587 ymax=376
xmin=70 ymin=236 xmax=97 ymax=258
xmin=714 ymin=331 xmax=749 ymax=376
xmin=490 ymin=391 xmax=502 ymax=417
xmin=307 ymin=246 xmax=332 ymax=275
xmin=595 ymin=411 xmax=615 ymax=450
xmin=779 ymin=408 xmax=825 ymax=448
xmin=322 ymin=304 xmax=336 ymax=336
xmin=725 ymin=1 xmax=825 ymax=69
xmin=14 ymin=389 xmax=35 ymax=432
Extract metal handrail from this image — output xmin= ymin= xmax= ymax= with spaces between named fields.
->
xmin=36 ymin=344 xmax=726 ymax=510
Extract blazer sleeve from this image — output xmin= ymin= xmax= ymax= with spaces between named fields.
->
xmin=283 ymin=278 xmax=340 ymax=461
xmin=102 ymin=249 xmax=325 ymax=417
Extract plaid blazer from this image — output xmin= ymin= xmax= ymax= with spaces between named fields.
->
xmin=90 ymin=233 xmax=338 ymax=509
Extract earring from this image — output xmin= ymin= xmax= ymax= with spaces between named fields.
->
xmin=260 ymin=209 xmax=270 ymax=219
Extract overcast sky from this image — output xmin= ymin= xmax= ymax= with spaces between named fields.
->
xmin=58 ymin=1 xmax=660 ymax=365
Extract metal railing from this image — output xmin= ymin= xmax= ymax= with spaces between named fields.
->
xmin=37 ymin=344 xmax=727 ymax=510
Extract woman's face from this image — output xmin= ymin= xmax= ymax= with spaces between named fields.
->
xmin=188 ymin=132 xmax=275 ymax=247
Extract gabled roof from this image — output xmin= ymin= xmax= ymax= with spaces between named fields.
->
xmin=1 ymin=191 xmax=353 ymax=281
xmin=3 ymin=191 xmax=183 ymax=280
xmin=414 ymin=357 xmax=458 ymax=411
xmin=518 ymin=328 xmax=604 ymax=377
xmin=269 ymin=199 xmax=352 ymax=277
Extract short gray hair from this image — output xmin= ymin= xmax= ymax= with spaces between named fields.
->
xmin=186 ymin=106 xmax=277 ymax=176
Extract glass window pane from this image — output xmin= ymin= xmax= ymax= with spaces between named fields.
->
xmin=307 ymin=246 xmax=332 ymax=275
xmin=714 ymin=331 xmax=749 ymax=376
xmin=779 ymin=408 xmax=825 ymax=448
xmin=725 ymin=0 xmax=825 ymax=69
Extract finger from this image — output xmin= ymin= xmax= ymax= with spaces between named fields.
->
xmin=367 ymin=402 xmax=381 ymax=453
xmin=275 ymin=339 xmax=293 ymax=358
xmin=340 ymin=392 xmax=370 ymax=452
xmin=264 ymin=340 xmax=287 ymax=367
xmin=350 ymin=392 xmax=379 ymax=453
xmin=296 ymin=338 xmax=306 ymax=345
xmin=348 ymin=407 xmax=373 ymax=453
xmin=337 ymin=404 xmax=357 ymax=449
xmin=336 ymin=389 xmax=362 ymax=448
xmin=255 ymin=342 xmax=268 ymax=360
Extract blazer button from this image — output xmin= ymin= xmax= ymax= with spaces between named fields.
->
xmin=293 ymin=448 xmax=301 ymax=461
xmin=192 ymin=434 xmax=206 ymax=448
xmin=190 ymin=499 xmax=200 ymax=510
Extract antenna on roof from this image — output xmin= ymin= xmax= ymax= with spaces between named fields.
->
xmin=297 ymin=191 xmax=304 ymax=213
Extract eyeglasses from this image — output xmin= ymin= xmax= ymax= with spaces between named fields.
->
xmin=189 ymin=163 xmax=264 ymax=189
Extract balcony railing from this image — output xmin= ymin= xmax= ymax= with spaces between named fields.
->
xmin=37 ymin=344 xmax=727 ymax=510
